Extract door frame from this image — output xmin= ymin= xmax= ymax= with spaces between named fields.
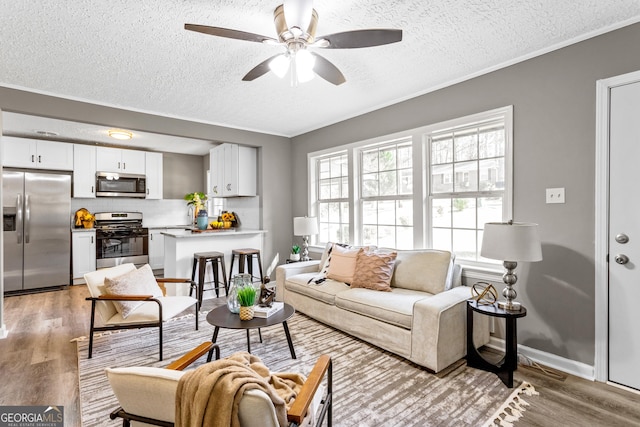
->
xmin=594 ymin=69 xmax=640 ymax=382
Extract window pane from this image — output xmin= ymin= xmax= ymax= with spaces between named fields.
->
xmin=432 ymin=228 xmax=452 ymax=251
xmin=377 ymin=225 xmax=396 ymax=248
xmin=432 ymin=199 xmax=451 ymax=227
xmin=362 ymin=225 xmax=377 ymax=246
xmin=477 ymin=197 xmax=503 ymax=228
xmin=319 ymin=159 xmax=330 ymax=180
xmin=396 ymin=226 xmax=413 ymax=249
xmin=431 ymin=164 xmax=453 ymax=193
xmin=341 ymin=177 xmax=349 ymax=197
xmin=328 ymin=202 xmax=341 ymax=222
xmin=453 ymin=229 xmax=477 ymax=260
xmin=340 ymin=224 xmax=350 ymax=245
xmin=378 ymin=200 xmax=396 ymax=225
xmin=397 ymin=200 xmax=413 ymax=226
xmin=479 ymin=128 xmax=505 ymax=158
xmin=452 ymin=198 xmax=476 ymax=228
xmin=330 ymin=157 xmax=343 ymax=177
xmin=398 ymin=169 xmax=413 ymax=194
xmin=340 ymin=202 xmax=349 ymax=224
xmin=362 ymin=172 xmax=378 ymax=197
xmin=319 ymin=180 xmax=331 ymax=199
xmin=432 ymin=138 xmax=453 ymax=165
xmin=330 ymin=178 xmax=341 ymax=199
xmin=379 ymin=148 xmax=396 ymax=171
xmin=379 ymin=171 xmax=397 ymax=196
xmin=362 ymin=201 xmax=377 ymax=224
xmin=454 ymin=161 xmax=478 ymax=192
xmin=479 ymin=158 xmax=505 ymax=191
xmin=319 ymin=202 xmax=329 ymax=222
xmin=398 ymin=145 xmax=412 ymax=168
xmin=362 ymin=150 xmax=378 ymax=173
xmin=454 ymin=133 xmax=478 ymax=162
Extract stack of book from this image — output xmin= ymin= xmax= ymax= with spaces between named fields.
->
xmin=253 ymin=302 xmax=284 ymax=318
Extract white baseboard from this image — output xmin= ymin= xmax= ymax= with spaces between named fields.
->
xmin=0 ymin=324 xmax=8 ymax=339
xmin=487 ymin=336 xmax=595 ymax=381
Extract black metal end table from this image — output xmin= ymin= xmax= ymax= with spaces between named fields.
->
xmin=205 ymin=303 xmax=297 ymax=361
xmin=466 ymin=299 xmax=527 ymax=388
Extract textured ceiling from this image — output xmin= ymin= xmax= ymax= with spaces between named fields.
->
xmin=1 ymin=0 xmax=640 ymax=147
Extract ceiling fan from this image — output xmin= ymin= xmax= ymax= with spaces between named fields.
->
xmin=185 ymin=0 xmax=402 ymax=86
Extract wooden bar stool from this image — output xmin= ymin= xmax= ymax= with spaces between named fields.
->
xmin=228 ymin=248 xmax=263 ymax=284
xmin=190 ymin=251 xmax=228 ymax=309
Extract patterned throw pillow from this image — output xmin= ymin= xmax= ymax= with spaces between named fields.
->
xmin=104 ymin=264 xmax=163 ymax=318
xmin=351 ymin=250 xmax=398 ymax=292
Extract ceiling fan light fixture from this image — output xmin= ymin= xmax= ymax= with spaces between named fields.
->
xmin=269 ymin=54 xmax=290 ymax=78
xmin=108 ymin=129 xmax=133 ymax=140
xmin=283 ymin=0 xmax=313 ymax=34
xmin=295 ymin=49 xmax=316 ymax=83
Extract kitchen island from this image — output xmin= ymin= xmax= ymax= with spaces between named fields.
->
xmin=162 ymin=228 xmax=266 ymax=296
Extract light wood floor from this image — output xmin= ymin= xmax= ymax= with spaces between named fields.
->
xmin=0 ymin=285 xmax=639 ymax=426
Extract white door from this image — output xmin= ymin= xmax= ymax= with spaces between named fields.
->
xmin=609 ymin=80 xmax=640 ymax=391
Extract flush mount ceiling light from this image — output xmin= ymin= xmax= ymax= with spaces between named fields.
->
xmin=108 ymin=129 xmax=133 ymax=140
xmin=185 ymin=0 xmax=402 ymax=86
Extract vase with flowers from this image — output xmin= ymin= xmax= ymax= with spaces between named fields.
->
xmin=184 ymin=192 xmax=208 ymax=226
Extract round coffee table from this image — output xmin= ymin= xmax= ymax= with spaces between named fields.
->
xmin=206 ymin=303 xmax=296 ymax=360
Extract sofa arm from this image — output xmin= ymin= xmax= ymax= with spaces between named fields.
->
xmin=411 ymin=286 xmax=488 ymax=372
xmin=275 ymin=261 xmax=320 ymax=302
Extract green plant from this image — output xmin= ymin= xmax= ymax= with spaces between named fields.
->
xmin=291 ymin=245 xmax=301 ymax=254
xmin=184 ymin=192 xmax=207 ymax=209
xmin=236 ymin=285 xmax=257 ymax=307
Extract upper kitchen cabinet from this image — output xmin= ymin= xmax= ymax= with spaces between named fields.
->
xmin=73 ymin=144 xmax=97 ymax=198
xmin=2 ymin=137 xmax=74 ymax=171
xmin=96 ymin=146 xmax=146 ymax=175
xmin=209 ymin=143 xmax=256 ymax=197
xmin=145 ymin=152 xmax=163 ymax=199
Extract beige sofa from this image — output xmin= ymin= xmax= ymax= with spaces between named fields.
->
xmin=275 ymin=248 xmax=490 ymax=373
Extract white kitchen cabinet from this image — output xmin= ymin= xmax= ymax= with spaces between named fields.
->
xmin=72 ymin=230 xmax=96 ymax=283
xmin=96 ymin=147 xmax=146 ymax=175
xmin=209 ymin=143 xmax=256 ymax=197
xmin=145 ymin=152 xmax=163 ymax=199
xmin=2 ymin=136 xmax=74 ymax=170
xmin=73 ymin=144 xmax=97 ymax=198
xmin=148 ymin=228 xmax=166 ymax=270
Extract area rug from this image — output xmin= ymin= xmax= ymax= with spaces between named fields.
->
xmin=76 ymin=312 xmax=538 ymax=426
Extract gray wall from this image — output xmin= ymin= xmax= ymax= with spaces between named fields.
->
xmin=0 ymin=89 xmax=293 ymax=284
xmin=163 ymin=152 xmax=205 ymax=199
xmin=291 ymin=23 xmax=640 ymax=365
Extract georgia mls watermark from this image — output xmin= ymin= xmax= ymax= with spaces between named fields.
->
xmin=0 ymin=406 xmax=63 ymax=427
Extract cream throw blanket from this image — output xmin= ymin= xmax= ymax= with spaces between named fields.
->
xmin=175 ymin=352 xmax=306 ymax=427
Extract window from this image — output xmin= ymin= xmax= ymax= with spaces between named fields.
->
xmin=316 ymin=153 xmax=349 ymax=244
xmin=308 ymin=106 xmax=512 ymax=264
xmin=360 ymin=139 xmax=413 ymax=249
xmin=429 ymin=116 xmax=510 ymax=262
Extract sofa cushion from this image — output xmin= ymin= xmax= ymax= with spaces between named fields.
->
xmin=335 ymin=288 xmax=432 ymax=329
xmin=327 ymin=245 xmax=363 ymax=284
xmin=285 ymin=274 xmax=349 ymax=305
xmin=392 ymin=250 xmax=452 ymax=294
xmin=351 ymin=250 xmax=397 ymax=292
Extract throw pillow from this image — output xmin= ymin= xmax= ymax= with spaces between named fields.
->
xmin=351 ymin=250 xmax=398 ymax=292
xmin=327 ymin=245 xmax=363 ymax=284
xmin=104 ymin=264 xmax=163 ymax=319
xmin=307 ymin=242 xmax=347 ymax=285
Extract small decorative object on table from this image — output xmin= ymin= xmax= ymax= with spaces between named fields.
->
xmin=471 ymin=282 xmax=498 ymax=305
xmin=237 ymin=283 xmax=258 ymax=321
xmin=259 ymin=277 xmax=276 ymax=307
xmin=75 ymin=208 xmax=95 ymax=229
xmin=220 ymin=211 xmax=238 ymax=228
xmin=184 ymin=192 xmax=208 ymax=226
xmin=290 ymin=245 xmax=301 ymax=262
xmin=196 ymin=209 xmax=208 ymax=230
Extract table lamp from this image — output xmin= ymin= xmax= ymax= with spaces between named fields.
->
xmin=480 ymin=221 xmax=542 ymax=311
xmin=293 ymin=216 xmax=318 ymax=261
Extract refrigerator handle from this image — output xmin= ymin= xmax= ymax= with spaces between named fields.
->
xmin=25 ymin=194 xmax=31 ymax=244
xmin=16 ymin=194 xmax=23 ymax=244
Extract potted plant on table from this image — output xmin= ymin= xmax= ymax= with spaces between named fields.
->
xmin=237 ymin=285 xmax=258 ymax=320
xmin=290 ymin=245 xmax=301 ymax=261
xmin=184 ymin=192 xmax=208 ymax=226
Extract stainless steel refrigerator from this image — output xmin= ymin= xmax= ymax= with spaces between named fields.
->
xmin=2 ymin=170 xmax=71 ymax=292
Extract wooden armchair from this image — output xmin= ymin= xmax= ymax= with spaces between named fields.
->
xmin=106 ymin=342 xmax=333 ymax=427
xmin=84 ymin=263 xmax=198 ymax=360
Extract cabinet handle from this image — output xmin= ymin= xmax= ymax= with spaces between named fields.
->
xmin=31 ymin=155 xmax=35 ymax=163
xmin=91 ymin=185 xmax=94 ymax=194
xmin=226 ymin=183 xmax=231 ymax=191
xmin=91 ymin=236 xmax=94 ymax=244
xmin=123 ymin=162 xmax=126 ymax=170
xmin=118 ymin=161 xmax=121 ymax=169
xmin=38 ymin=155 xmax=41 ymax=163
xmin=147 ymin=188 xmax=149 ymax=195
xmin=150 ymin=234 xmax=153 ymax=241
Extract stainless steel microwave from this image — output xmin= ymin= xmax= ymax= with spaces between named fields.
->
xmin=95 ymin=172 xmax=146 ymax=198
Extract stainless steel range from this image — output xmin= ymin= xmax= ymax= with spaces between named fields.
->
xmin=94 ymin=212 xmax=149 ymax=269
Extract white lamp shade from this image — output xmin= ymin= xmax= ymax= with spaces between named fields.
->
xmin=481 ymin=222 xmax=543 ymax=262
xmin=294 ymin=216 xmax=318 ymax=236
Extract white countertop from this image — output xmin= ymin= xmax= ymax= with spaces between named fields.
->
xmin=161 ymin=228 xmax=266 ymax=238
xmin=71 ymin=228 xmax=95 ymax=233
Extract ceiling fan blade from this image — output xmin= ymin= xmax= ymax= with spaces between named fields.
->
xmin=185 ymin=24 xmax=277 ymax=44
xmin=311 ymin=53 xmax=346 ymax=86
xmin=242 ymin=54 xmax=282 ymax=81
xmin=315 ymin=29 xmax=402 ymax=49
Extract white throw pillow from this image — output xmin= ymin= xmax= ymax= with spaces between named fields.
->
xmin=104 ymin=264 xmax=163 ymax=318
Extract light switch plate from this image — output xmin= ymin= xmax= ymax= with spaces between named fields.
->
xmin=546 ymin=187 xmax=565 ymax=204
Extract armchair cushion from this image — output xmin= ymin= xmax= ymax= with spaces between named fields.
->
xmin=103 ymin=296 xmax=198 ymax=326
xmin=104 ymin=264 xmax=163 ymax=318
xmin=84 ymin=263 xmax=137 ymax=323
